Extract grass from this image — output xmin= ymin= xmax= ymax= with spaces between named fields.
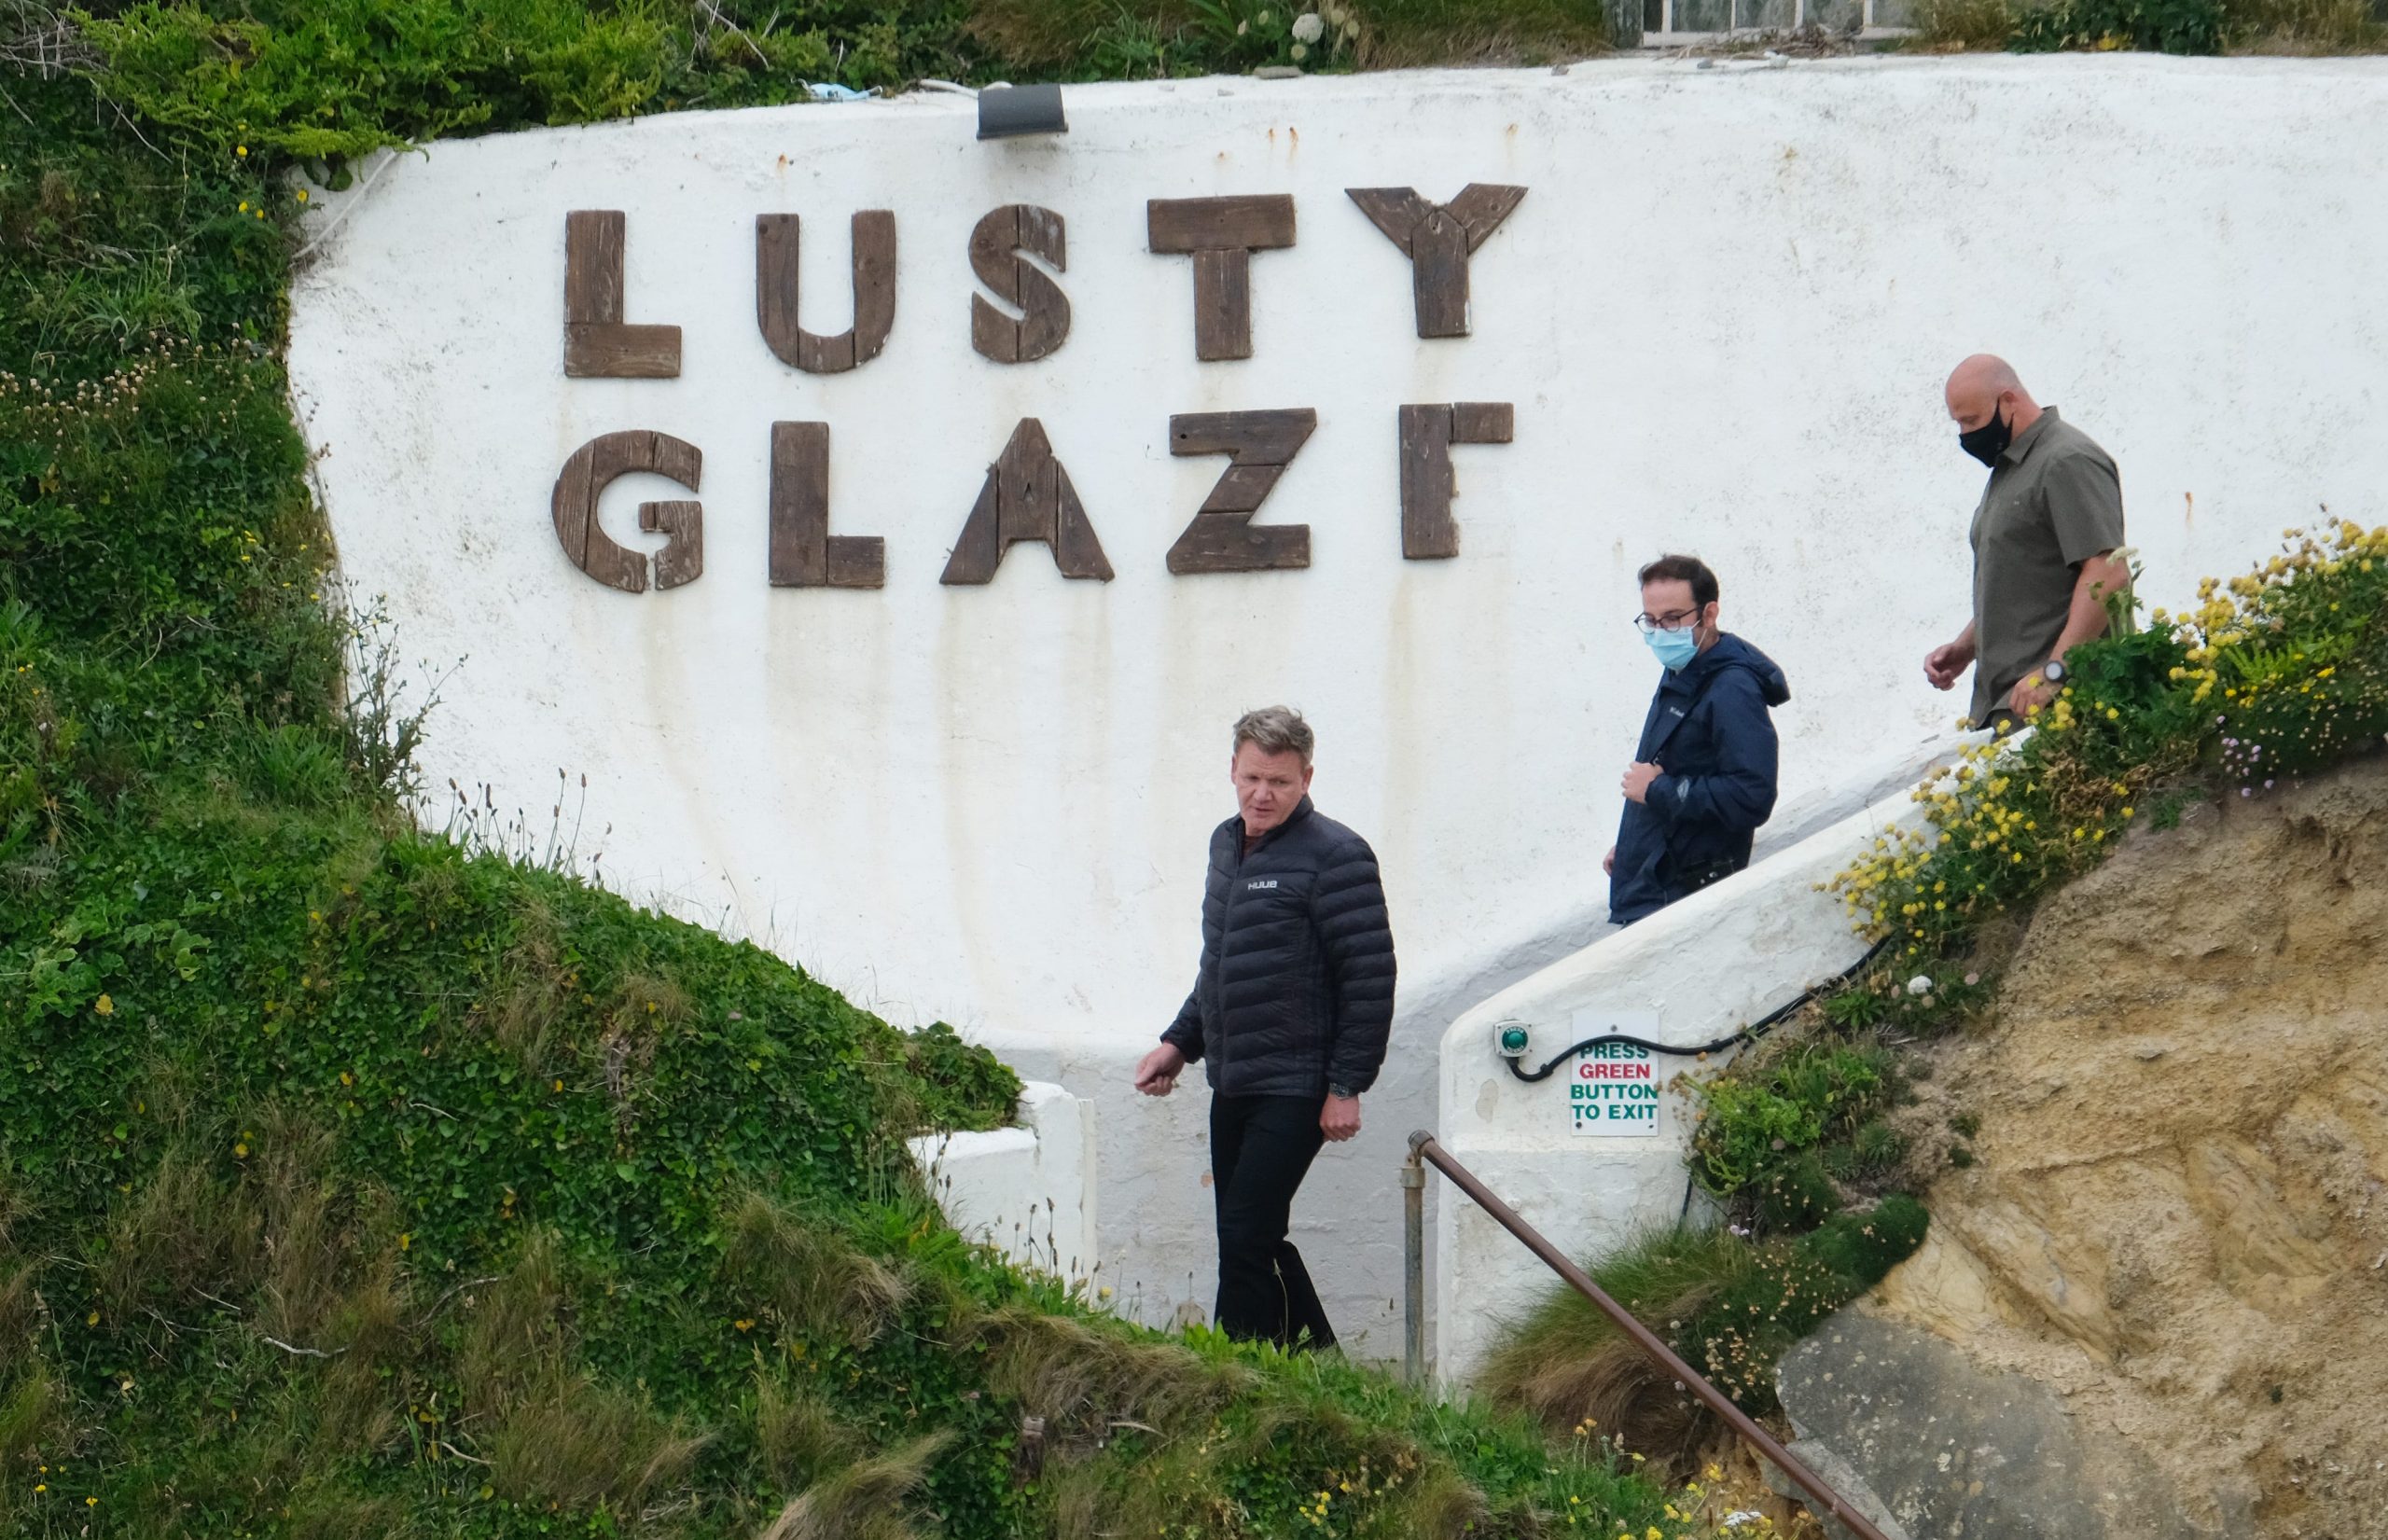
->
xmin=1907 ymin=0 xmax=2385 ymax=49
xmin=0 ymin=5 xmax=1756 ymax=1536
xmin=1478 ymin=1228 xmax=1756 ymax=1472
xmin=1476 ymin=1202 xmax=1928 ymax=1474
xmin=968 ymin=0 xmax=1614 ymax=75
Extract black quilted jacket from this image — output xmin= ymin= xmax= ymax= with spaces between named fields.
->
xmin=1160 ymin=798 xmax=1396 ymax=1099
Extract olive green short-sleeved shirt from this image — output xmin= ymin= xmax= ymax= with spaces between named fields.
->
xmin=1968 ymin=407 xmax=2126 ymax=726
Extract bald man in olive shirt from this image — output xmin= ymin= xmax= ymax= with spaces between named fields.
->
xmin=1924 ymin=355 xmax=2130 ymax=728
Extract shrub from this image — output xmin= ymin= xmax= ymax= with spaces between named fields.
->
xmin=2008 ymin=0 xmax=2229 ymax=52
xmin=1687 ymin=1041 xmax=1893 ymax=1203
xmin=1479 ymin=1201 xmax=1929 ymax=1450
xmin=1827 ymin=524 xmax=2388 ymax=965
xmin=1675 ymin=1199 xmax=1928 ymax=1413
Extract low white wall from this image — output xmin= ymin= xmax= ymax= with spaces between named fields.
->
xmin=909 ymin=1081 xmax=1098 ymax=1285
xmin=1434 ymin=759 xmax=1958 ymax=1386
xmin=287 ymin=55 xmax=2388 ymax=1357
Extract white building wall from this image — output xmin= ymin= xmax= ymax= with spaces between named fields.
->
xmin=909 ymin=1081 xmax=1099 ymax=1285
xmin=1435 ymin=771 xmax=1947 ymax=1386
xmin=289 ymin=57 xmax=2388 ymax=1357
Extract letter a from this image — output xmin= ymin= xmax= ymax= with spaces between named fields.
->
xmin=940 ymin=420 xmax=1113 ymax=585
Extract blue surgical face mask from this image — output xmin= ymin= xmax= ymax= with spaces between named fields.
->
xmin=1645 ymin=624 xmax=1701 ymax=671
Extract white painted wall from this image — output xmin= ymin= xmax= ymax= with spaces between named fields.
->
xmin=1435 ymin=767 xmax=1950 ymax=1385
xmin=909 ymin=1081 xmax=1098 ymax=1285
xmin=289 ymin=55 xmax=2388 ymax=1358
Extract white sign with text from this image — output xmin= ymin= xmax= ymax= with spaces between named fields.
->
xmin=1564 ymin=1007 xmax=1665 ymax=1137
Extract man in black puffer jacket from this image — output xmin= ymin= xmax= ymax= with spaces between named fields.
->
xmin=1133 ymin=706 xmax=1395 ymax=1352
xmin=1607 ymin=554 xmax=1789 ymax=925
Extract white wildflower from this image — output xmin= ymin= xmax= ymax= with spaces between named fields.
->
xmin=1906 ymin=975 xmax=1934 ymax=997
xmin=1292 ymin=10 xmax=1326 ymax=42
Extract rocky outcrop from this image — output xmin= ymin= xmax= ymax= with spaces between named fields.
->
xmin=1806 ymin=750 xmax=2388 ymax=1539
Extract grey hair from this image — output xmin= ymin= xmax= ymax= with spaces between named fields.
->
xmin=1232 ymin=705 xmax=1314 ymax=766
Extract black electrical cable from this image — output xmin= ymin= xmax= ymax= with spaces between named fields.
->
xmin=1501 ymin=936 xmax=1895 ymax=1084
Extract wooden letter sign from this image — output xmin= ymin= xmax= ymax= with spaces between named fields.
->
xmin=551 ymin=429 xmax=703 ymax=592
xmin=756 ymin=211 xmax=897 ymax=374
xmin=1165 ymin=409 xmax=1316 ymax=575
xmin=563 ymin=211 xmax=682 ymax=378
xmin=969 ymin=204 xmax=1071 ymax=365
xmin=1398 ymin=403 xmax=1514 ymax=560
xmin=1145 ymin=196 xmax=1297 ymax=362
xmin=768 ymin=422 xmax=886 ymax=589
xmin=940 ymin=420 xmax=1114 ymax=585
xmin=1345 ymin=185 xmax=1526 ymax=339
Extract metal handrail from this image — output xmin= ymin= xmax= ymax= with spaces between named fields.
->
xmin=1403 ymin=1130 xmax=1894 ymax=1540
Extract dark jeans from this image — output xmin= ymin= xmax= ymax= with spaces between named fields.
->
xmin=1208 ymin=1092 xmax=1336 ymax=1351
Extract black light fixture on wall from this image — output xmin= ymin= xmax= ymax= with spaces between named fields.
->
xmin=976 ymin=83 xmax=1068 ymax=140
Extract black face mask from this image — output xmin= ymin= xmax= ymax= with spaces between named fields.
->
xmin=1959 ymin=402 xmax=2012 ymax=468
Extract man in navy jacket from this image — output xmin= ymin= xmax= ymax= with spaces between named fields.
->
xmin=1606 ymin=554 xmax=1789 ymax=925
xmin=1132 ymin=706 xmax=1395 ymax=1352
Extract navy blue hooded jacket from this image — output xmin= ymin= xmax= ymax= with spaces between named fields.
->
xmin=1609 ymin=633 xmax=1790 ymax=925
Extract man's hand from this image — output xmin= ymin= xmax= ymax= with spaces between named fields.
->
xmin=1603 ymin=845 xmax=1617 ymax=876
xmin=1320 ymin=1094 xmax=1361 ymax=1143
xmin=2008 ymin=673 xmax=2060 ymax=719
xmin=1620 ymin=762 xmax=1661 ymax=804
xmin=1133 ymin=1043 xmax=1186 ymax=1097
xmin=1924 ymin=635 xmax=1977 ymax=691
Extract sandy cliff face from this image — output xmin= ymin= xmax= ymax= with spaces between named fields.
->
xmin=1871 ymin=749 xmax=2388 ymax=1538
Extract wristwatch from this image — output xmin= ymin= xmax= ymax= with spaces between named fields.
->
xmin=1328 ymin=1083 xmax=1358 ymax=1100
xmin=2039 ymin=659 xmax=2068 ymax=686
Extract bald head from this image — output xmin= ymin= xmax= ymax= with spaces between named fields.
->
xmin=1945 ymin=354 xmax=2040 ymax=437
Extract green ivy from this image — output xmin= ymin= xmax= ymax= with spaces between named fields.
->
xmin=0 ymin=8 xmax=1711 ymax=1536
xmin=1686 ymin=1042 xmax=1893 ymax=1205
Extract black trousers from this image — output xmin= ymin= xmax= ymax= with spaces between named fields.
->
xmin=1208 ymin=1091 xmax=1336 ymax=1351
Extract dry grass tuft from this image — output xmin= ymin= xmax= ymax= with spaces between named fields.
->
xmin=722 ymin=1193 xmax=909 ymax=1349
xmin=309 ymin=1256 xmax=410 ymax=1456
xmin=964 ymin=0 xmax=1153 ymax=64
xmin=253 ymin=1110 xmax=346 ymax=1345
xmin=285 ymin=1489 xmax=407 ymax=1540
xmin=0 ymin=1175 xmax=27 ymax=1253
xmin=1906 ymin=0 xmax=2018 ymax=46
xmin=1354 ymin=0 xmax=1615 ymax=66
xmin=459 ymin=1228 xmax=567 ymax=1410
xmin=1475 ymin=1226 xmax=1754 ymax=1479
xmin=755 ymin=1373 xmax=862 ymax=1490
xmin=2228 ymin=0 xmax=2384 ymax=48
xmin=1362 ymin=1463 xmax=1490 ymax=1540
xmin=592 ymin=971 xmax=689 ymax=1131
xmin=0 ymin=1361 xmax=64 ymax=1465
xmin=755 ymin=1432 xmax=951 ymax=1540
xmin=965 ymin=0 xmax=1613 ymax=71
xmin=489 ymin=1370 xmax=712 ymax=1515
xmin=1499 ymin=1336 xmax=1713 ymax=1477
xmin=972 ymin=1305 xmax=1254 ymax=1436
xmin=96 ymin=1146 xmax=259 ymax=1317
xmin=0 ymin=1266 xmax=37 ymax=1367
xmin=616 ymin=970 xmax=693 ymax=1030
xmin=489 ymin=896 xmax=573 ymax=1070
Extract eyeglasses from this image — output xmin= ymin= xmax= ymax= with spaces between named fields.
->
xmin=1631 ymin=607 xmax=1702 ymax=635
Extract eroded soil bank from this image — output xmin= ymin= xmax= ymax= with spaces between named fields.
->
xmin=1871 ymin=749 xmax=2388 ymax=1538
